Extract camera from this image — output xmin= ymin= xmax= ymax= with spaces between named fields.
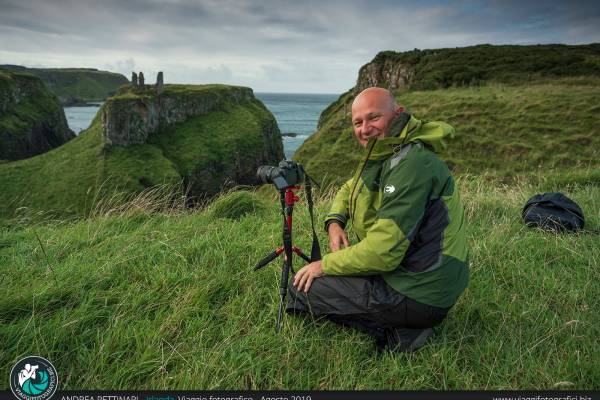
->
xmin=257 ymin=160 xmax=305 ymax=190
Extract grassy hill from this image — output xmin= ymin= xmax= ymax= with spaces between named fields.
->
xmin=0 ymin=170 xmax=598 ymax=389
xmin=296 ymin=44 xmax=600 ymax=186
xmin=0 ymin=84 xmax=282 ymax=218
xmin=0 ymin=65 xmax=128 ymax=105
xmin=295 ymin=79 xmax=600 ymax=185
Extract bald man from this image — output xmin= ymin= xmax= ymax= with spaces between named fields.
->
xmin=287 ymin=87 xmax=469 ymax=353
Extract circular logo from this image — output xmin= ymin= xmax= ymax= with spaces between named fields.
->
xmin=9 ymin=356 xmax=58 ymax=400
xmin=384 ymin=185 xmax=395 ymax=194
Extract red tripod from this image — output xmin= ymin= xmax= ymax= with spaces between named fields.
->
xmin=254 ymin=186 xmax=314 ymax=331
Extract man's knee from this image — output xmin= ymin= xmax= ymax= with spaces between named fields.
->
xmin=286 ymin=275 xmax=335 ymax=316
xmin=286 ymin=276 xmax=309 ymax=314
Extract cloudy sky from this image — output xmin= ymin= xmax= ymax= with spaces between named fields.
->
xmin=1 ymin=0 xmax=599 ymax=93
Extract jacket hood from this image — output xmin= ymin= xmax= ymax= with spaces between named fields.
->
xmin=366 ymin=115 xmax=455 ymax=160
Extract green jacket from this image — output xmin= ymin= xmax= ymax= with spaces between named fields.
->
xmin=322 ymin=115 xmax=469 ymax=308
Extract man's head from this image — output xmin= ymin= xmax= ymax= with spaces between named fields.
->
xmin=351 ymin=87 xmax=404 ymax=147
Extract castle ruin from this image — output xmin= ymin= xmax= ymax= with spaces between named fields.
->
xmin=130 ymin=71 xmax=164 ymax=94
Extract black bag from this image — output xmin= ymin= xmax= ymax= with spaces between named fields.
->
xmin=522 ymin=192 xmax=585 ymax=233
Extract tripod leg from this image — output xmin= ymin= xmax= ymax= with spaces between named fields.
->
xmin=277 ymin=189 xmax=294 ymax=332
xmin=292 ymin=247 xmax=311 ymax=263
xmin=254 ymin=248 xmax=283 ymax=271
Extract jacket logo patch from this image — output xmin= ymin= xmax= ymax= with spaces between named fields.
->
xmin=384 ymin=185 xmax=395 ymax=194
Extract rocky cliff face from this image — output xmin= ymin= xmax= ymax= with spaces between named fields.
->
xmin=102 ymin=84 xmax=284 ymax=198
xmin=102 ymin=85 xmax=255 ymax=146
xmin=0 ymin=70 xmax=74 ymax=161
xmin=356 ymin=58 xmax=416 ymax=92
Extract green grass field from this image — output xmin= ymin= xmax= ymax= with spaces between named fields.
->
xmin=1 ymin=170 xmax=598 ymax=389
xmin=295 ymin=79 xmax=600 ymax=186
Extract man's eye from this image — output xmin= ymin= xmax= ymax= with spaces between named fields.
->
xmin=370 ymin=115 xmax=381 ymax=121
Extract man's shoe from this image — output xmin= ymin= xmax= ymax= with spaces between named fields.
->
xmin=385 ymin=327 xmax=435 ymax=353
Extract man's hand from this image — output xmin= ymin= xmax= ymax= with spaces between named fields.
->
xmin=293 ymin=260 xmax=323 ymax=293
xmin=328 ymin=222 xmax=349 ymax=252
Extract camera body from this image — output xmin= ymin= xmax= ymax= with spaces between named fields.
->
xmin=257 ymin=160 xmax=305 ymax=190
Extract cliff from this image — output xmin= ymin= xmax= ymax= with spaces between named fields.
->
xmin=102 ymin=84 xmax=284 ymax=197
xmin=355 ymin=43 xmax=600 ymax=93
xmin=0 ymin=84 xmax=284 ymax=216
xmin=295 ymin=44 xmax=600 ymax=185
xmin=0 ymin=69 xmax=74 ymax=161
xmin=103 ymin=84 xmax=256 ymax=146
xmin=0 ymin=65 xmax=128 ymax=105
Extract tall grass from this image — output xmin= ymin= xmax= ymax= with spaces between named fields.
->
xmin=0 ymin=173 xmax=598 ymax=390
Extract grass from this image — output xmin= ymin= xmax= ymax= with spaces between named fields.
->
xmin=0 ymin=111 xmax=109 ymax=218
xmin=0 ymin=170 xmax=598 ymax=389
xmin=295 ymin=80 xmax=600 ymax=186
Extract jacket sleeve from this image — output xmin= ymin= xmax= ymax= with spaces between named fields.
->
xmin=323 ymin=178 xmax=353 ymax=231
xmin=322 ymin=151 xmax=433 ymax=275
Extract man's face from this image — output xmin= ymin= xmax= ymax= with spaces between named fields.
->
xmin=351 ymin=91 xmax=401 ymax=147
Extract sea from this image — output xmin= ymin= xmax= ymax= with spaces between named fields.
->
xmin=63 ymin=92 xmax=339 ymax=159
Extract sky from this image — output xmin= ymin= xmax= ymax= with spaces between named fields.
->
xmin=1 ymin=0 xmax=599 ymax=93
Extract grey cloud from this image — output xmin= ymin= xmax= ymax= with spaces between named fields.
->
xmin=1 ymin=0 xmax=599 ymax=92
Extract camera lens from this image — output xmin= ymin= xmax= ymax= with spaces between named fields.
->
xmin=257 ymin=165 xmax=276 ymax=184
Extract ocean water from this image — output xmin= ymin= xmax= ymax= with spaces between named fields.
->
xmin=63 ymin=93 xmax=339 ymax=158
xmin=64 ymin=102 xmax=103 ymax=134
xmin=255 ymin=92 xmax=339 ymax=158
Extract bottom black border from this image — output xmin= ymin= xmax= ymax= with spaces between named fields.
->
xmin=1 ymin=390 xmax=598 ymax=400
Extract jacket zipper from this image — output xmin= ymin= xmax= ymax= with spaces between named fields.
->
xmin=348 ymin=139 xmax=377 ymax=220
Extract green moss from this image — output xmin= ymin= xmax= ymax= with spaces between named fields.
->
xmin=104 ymin=144 xmax=181 ymax=192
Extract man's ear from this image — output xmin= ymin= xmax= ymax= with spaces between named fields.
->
xmin=395 ymin=105 xmax=405 ymax=114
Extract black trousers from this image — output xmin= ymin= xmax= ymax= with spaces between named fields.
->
xmin=286 ymin=274 xmax=450 ymax=340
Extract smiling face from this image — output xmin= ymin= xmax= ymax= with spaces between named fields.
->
xmin=351 ymin=87 xmax=403 ymax=147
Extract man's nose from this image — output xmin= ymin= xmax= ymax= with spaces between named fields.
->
xmin=361 ymin=120 xmax=371 ymax=133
